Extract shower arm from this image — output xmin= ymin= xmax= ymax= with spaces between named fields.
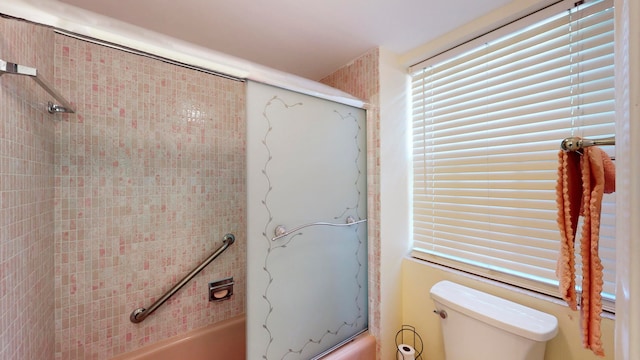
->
xmin=129 ymin=233 xmax=235 ymax=323
xmin=0 ymin=59 xmax=75 ymax=114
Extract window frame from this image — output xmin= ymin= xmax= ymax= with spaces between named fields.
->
xmin=409 ymin=0 xmax=616 ymax=311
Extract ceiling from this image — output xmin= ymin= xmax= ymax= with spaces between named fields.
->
xmin=56 ymin=0 xmax=513 ymax=80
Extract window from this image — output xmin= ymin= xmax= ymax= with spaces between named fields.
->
xmin=410 ymin=0 xmax=615 ymax=309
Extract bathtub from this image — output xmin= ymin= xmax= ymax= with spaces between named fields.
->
xmin=111 ymin=315 xmax=375 ymax=360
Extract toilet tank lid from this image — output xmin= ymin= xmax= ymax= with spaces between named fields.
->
xmin=430 ymin=281 xmax=559 ymax=342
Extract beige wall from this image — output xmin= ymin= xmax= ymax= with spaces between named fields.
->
xmin=377 ymin=48 xmax=411 ymax=360
xmin=402 ymin=258 xmax=615 ymax=360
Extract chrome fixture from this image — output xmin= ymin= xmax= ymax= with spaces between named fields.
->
xmin=130 ymin=233 xmax=235 ymax=323
xmin=208 ymin=277 xmax=234 ymax=302
xmin=0 ymin=59 xmax=75 ymax=114
xmin=272 ymin=216 xmax=367 ymax=241
xmin=433 ymin=309 xmax=448 ymax=319
xmin=560 ymin=136 xmax=615 ymax=152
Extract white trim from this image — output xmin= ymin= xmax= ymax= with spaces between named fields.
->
xmin=409 ymin=0 xmax=575 ymax=73
xmin=0 ymin=0 xmax=366 ymax=109
xmin=614 ymin=0 xmax=640 ymax=358
xmin=400 ymin=0 xmax=562 ymax=69
xmin=409 ymin=0 xmax=611 ymax=73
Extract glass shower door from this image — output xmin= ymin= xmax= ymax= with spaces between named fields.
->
xmin=246 ymin=81 xmax=368 ymax=360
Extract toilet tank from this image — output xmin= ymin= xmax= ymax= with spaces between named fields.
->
xmin=430 ymin=281 xmax=558 ymax=360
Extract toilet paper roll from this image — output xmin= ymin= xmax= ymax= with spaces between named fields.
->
xmin=397 ymin=344 xmax=415 ymax=360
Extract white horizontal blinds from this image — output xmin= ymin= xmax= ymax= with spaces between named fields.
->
xmin=411 ymin=0 xmax=615 ymax=304
xmin=569 ymin=1 xmax=616 ymax=305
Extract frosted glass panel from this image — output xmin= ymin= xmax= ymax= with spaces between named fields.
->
xmin=246 ymin=81 xmax=368 ymax=360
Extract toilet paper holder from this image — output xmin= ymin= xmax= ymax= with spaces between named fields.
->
xmin=395 ymin=324 xmax=424 ymax=360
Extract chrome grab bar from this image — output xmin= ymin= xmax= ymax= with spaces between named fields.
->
xmin=272 ymin=216 xmax=367 ymax=241
xmin=0 ymin=59 xmax=75 ymax=114
xmin=129 ymin=233 xmax=235 ymax=323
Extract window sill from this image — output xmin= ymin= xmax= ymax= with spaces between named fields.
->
xmin=405 ymin=255 xmax=615 ymax=321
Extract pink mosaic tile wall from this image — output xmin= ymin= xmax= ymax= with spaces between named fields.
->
xmin=320 ymin=48 xmax=381 ymax=359
xmin=0 ymin=17 xmax=57 ymax=360
xmin=1 ymin=14 xmax=375 ymax=360
xmin=53 ymin=35 xmax=246 ymax=359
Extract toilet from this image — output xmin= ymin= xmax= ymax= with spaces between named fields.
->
xmin=430 ymin=280 xmax=558 ymax=360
